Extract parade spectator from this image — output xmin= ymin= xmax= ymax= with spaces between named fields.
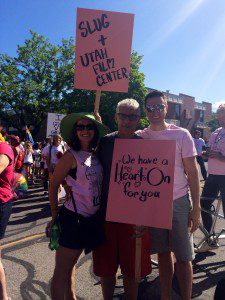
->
xmin=41 ymin=138 xmax=51 ymax=194
xmin=193 ymin=130 xmax=207 ymax=181
xmin=0 ymin=124 xmax=5 ymax=142
xmin=0 ymin=141 xmax=14 ymax=300
xmin=19 ymin=141 xmax=25 ymax=156
xmin=46 ymin=134 xmax=65 ymax=174
xmin=198 ymin=104 xmax=225 ymax=252
xmin=93 ymin=99 xmax=151 ymax=300
xmin=9 ymin=135 xmax=23 ymax=173
xmin=49 ymin=113 xmax=108 ymax=300
xmin=1 ymin=130 xmax=7 ymax=143
xmin=23 ymin=141 xmax=34 ymax=184
xmin=33 ymin=142 xmax=42 ymax=178
xmin=46 ymin=134 xmax=66 ymax=210
xmin=137 ymin=90 xmax=200 ymax=300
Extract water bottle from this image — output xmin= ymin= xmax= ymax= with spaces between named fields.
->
xmin=49 ymin=222 xmax=60 ymax=251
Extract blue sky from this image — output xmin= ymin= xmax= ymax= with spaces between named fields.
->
xmin=1 ymin=0 xmax=225 ymax=110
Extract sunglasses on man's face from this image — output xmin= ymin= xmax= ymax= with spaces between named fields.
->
xmin=146 ymin=104 xmax=165 ymax=113
xmin=75 ymin=124 xmax=95 ymax=131
xmin=117 ymin=113 xmax=140 ymax=121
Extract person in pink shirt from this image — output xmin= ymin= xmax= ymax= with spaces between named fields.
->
xmin=0 ymin=142 xmax=14 ymax=300
xmin=49 ymin=112 xmax=109 ymax=300
xmin=137 ymin=90 xmax=200 ymax=300
xmin=198 ymin=104 xmax=225 ymax=252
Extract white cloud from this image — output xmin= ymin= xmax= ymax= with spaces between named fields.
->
xmin=212 ymin=101 xmax=225 ymax=111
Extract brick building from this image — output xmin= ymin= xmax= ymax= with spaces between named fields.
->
xmin=147 ymin=88 xmax=212 ymax=140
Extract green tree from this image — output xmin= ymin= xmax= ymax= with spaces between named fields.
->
xmin=206 ymin=113 xmax=219 ymax=132
xmin=0 ymin=31 xmax=147 ymax=136
xmin=0 ymin=30 xmax=74 ymax=136
xmin=63 ymin=51 xmax=147 ymax=131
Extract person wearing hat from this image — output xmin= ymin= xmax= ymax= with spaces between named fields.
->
xmin=49 ymin=112 xmax=109 ymax=300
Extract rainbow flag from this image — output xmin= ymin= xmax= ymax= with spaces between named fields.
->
xmin=25 ymin=126 xmax=34 ymax=145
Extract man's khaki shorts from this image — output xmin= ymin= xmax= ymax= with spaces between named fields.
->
xmin=150 ymin=194 xmax=195 ymax=262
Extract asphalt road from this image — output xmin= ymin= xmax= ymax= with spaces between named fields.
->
xmin=1 ymin=180 xmax=225 ymax=299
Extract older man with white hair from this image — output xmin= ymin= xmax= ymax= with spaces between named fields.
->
xmin=198 ymin=104 xmax=225 ymax=252
xmin=93 ymin=99 xmax=151 ymax=300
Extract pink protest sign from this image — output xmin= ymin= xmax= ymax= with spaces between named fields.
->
xmin=106 ymin=139 xmax=176 ymax=229
xmin=74 ymin=8 xmax=134 ymax=92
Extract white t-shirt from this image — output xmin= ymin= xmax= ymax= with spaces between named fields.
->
xmin=23 ymin=151 xmax=33 ymax=164
xmin=50 ymin=144 xmax=65 ymax=166
xmin=41 ymin=144 xmax=50 ymax=169
xmin=194 ymin=138 xmax=205 ymax=155
xmin=33 ymin=149 xmax=41 ymax=167
xmin=33 ymin=149 xmax=41 ymax=157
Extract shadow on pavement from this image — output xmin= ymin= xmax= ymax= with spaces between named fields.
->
xmin=14 ymin=196 xmax=49 ymax=206
xmin=172 ymin=255 xmax=225 ymax=299
xmin=8 ymin=202 xmax=51 ymax=225
xmin=4 ymin=239 xmax=85 ymax=300
xmin=8 ymin=203 xmax=51 ymax=225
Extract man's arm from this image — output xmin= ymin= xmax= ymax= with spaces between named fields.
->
xmin=183 ymin=156 xmax=200 ymax=233
xmin=0 ymin=154 xmax=10 ymax=174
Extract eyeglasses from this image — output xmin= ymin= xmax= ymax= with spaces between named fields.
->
xmin=117 ymin=113 xmax=140 ymax=121
xmin=75 ymin=124 xmax=95 ymax=131
xmin=146 ymin=104 xmax=165 ymax=113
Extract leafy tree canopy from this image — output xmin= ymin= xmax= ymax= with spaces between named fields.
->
xmin=0 ymin=30 xmax=147 ymax=136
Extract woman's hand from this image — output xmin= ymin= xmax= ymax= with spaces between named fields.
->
xmin=46 ymin=220 xmax=54 ymax=237
xmin=93 ymin=111 xmax=102 ymax=123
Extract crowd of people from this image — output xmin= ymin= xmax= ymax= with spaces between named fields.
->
xmin=0 ymin=90 xmax=225 ymax=300
xmin=0 ymin=132 xmax=48 ymax=186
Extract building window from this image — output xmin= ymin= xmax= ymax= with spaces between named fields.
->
xmin=200 ymin=110 xmax=204 ymax=122
xmin=175 ymin=104 xmax=180 ymax=119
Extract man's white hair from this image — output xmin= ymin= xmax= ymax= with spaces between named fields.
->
xmin=116 ymin=98 xmax=141 ymax=114
xmin=217 ymin=103 xmax=225 ymax=113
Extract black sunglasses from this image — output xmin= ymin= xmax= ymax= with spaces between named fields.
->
xmin=75 ymin=124 xmax=95 ymax=131
xmin=117 ymin=113 xmax=140 ymax=121
xmin=146 ymin=104 xmax=165 ymax=113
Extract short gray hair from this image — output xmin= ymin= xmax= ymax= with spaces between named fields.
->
xmin=116 ymin=99 xmax=141 ymax=114
xmin=217 ymin=104 xmax=225 ymax=113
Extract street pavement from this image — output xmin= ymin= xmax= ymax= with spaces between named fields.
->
xmin=1 ymin=180 xmax=225 ymax=299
